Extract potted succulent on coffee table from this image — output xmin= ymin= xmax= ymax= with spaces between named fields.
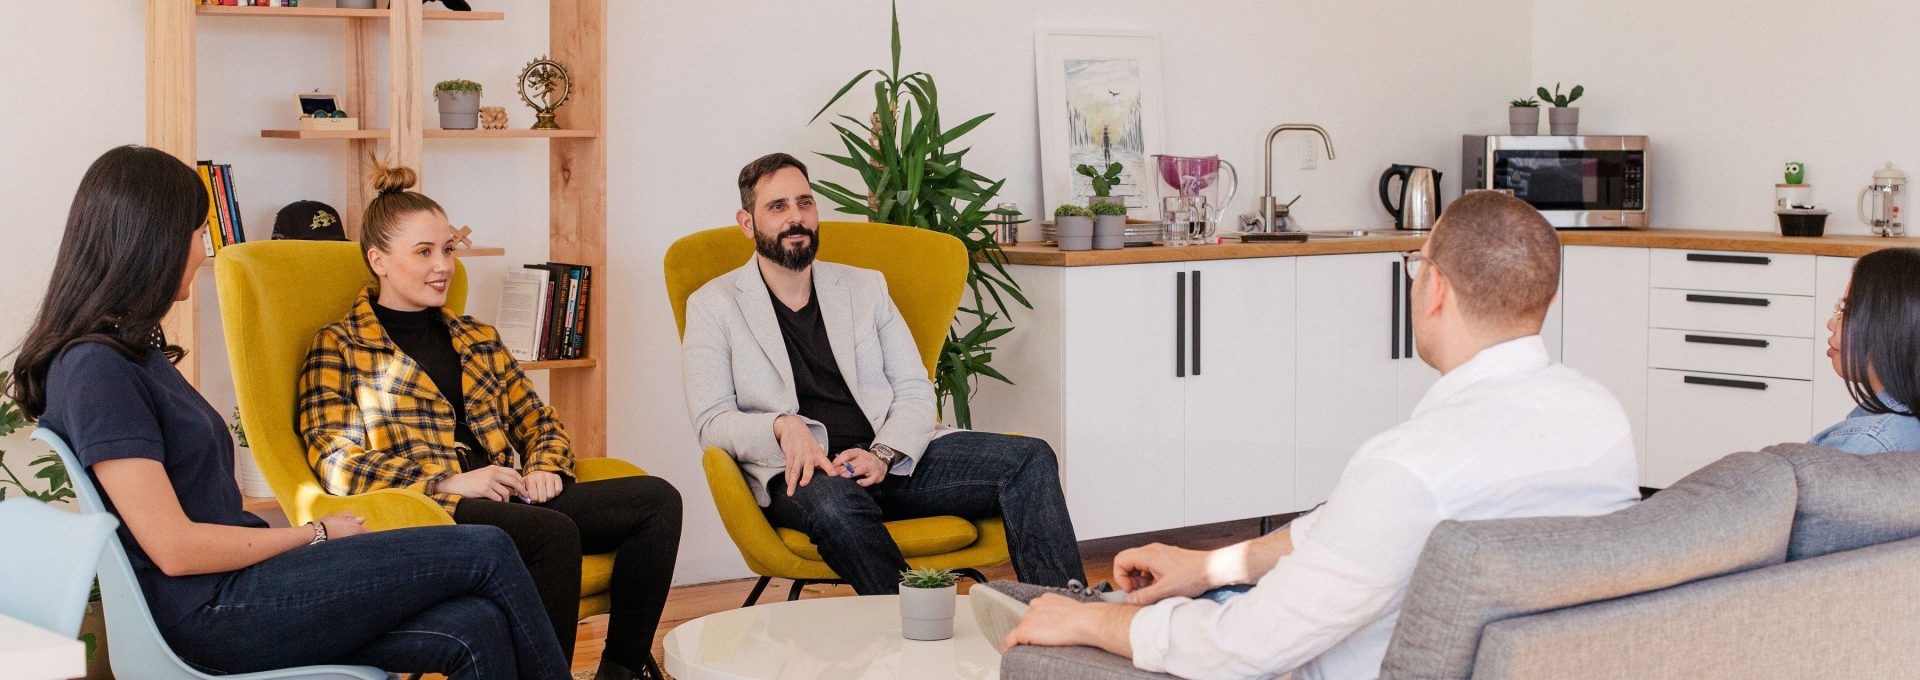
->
xmin=1091 ymin=200 xmax=1129 ymax=250
xmin=1077 ymin=162 xmax=1126 ymax=211
xmin=1053 ymin=204 xmax=1093 ymax=251
xmin=433 ymin=79 xmax=483 ymax=130
xmin=1538 ymin=82 xmax=1584 ymax=135
xmin=1508 ymin=97 xmax=1540 ymax=135
xmin=899 ymin=568 xmax=960 ymax=641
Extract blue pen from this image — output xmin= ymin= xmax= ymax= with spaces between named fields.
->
xmin=843 ymin=463 xmax=858 ymax=476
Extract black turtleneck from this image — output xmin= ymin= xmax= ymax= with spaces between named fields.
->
xmin=370 ymin=303 xmax=489 ymax=471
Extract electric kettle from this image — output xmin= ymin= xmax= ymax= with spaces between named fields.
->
xmin=1379 ymin=164 xmax=1443 ymax=231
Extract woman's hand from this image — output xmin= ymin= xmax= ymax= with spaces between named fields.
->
xmin=523 ymin=471 xmax=564 ymax=504
xmin=437 ymin=465 xmax=525 ymax=502
xmin=317 ymin=512 xmax=369 ymax=540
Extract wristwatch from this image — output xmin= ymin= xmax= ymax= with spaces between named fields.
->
xmin=306 ymin=520 xmax=329 ymax=545
xmin=870 ymin=443 xmax=901 ymax=467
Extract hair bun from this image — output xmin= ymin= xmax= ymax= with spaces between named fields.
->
xmin=369 ymin=160 xmax=418 ymax=196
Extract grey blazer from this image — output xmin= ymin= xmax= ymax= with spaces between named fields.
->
xmin=681 ymin=256 xmax=940 ymax=506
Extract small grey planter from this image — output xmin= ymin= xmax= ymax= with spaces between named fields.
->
xmin=1087 ymin=195 xmax=1125 ymax=211
xmin=899 ymin=584 xmax=956 ymax=641
xmin=1056 ymin=215 xmax=1093 ymax=251
xmin=435 ymin=90 xmax=481 ymax=130
xmin=1508 ymin=107 xmax=1540 ymax=135
xmin=1548 ymin=107 xmax=1580 ymax=135
xmin=1093 ymin=215 xmax=1127 ymax=250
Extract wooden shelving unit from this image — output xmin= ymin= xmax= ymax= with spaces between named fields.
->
xmin=149 ymin=0 xmax=609 ymax=457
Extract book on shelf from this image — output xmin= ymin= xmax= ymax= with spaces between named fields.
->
xmin=496 ymin=270 xmax=545 ymax=362
xmin=517 ymin=262 xmax=593 ymax=362
xmin=196 ymin=160 xmax=248 ymax=254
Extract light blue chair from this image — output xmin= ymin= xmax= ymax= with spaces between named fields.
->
xmin=33 ymin=428 xmax=386 ymax=680
xmin=0 ymin=497 xmax=118 ymax=637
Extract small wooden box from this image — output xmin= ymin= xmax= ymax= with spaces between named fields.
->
xmin=299 ymin=116 xmax=360 ymax=131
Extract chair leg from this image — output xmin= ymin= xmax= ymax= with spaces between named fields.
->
xmin=956 ymin=568 xmax=989 ymax=584
xmin=742 ymin=576 xmax=772 ymax=608
xmin=787 ymin=579 xmax=809 ymax=601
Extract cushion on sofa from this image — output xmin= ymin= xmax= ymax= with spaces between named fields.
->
xmin=1378 ymin=450 xmax=1797 ymax=680
xmin=1771 ymin=444 xmax=1920 ymax=560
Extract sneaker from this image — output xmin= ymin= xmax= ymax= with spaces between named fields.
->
xmin=970 ymin=580 xmax=1128 ymax=653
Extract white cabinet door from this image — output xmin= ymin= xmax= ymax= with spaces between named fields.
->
xmin=1183 ymin=258 xmax=1298 ymax=526
xmin=1295 ymin=253 xmax=1402 ymax=508
xmin=1560 ymin=246 xmax=1651 ymax=476
xmin=1645 ymin=369 xmax=1812 ymax=487
xmin=1059 ymin=263 xmax=1188 ymax=539
xmin=1812 ymin=257 xmax=1858 ymax=434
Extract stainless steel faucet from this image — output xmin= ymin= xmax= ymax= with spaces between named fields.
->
xmin=1258 ymin=124 xmax=1336 ymax=232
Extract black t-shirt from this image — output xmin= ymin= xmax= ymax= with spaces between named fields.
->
xmin=769 ymin=283 xmax=875 ymax=454
xmin=371 ymin=303 xmax=489 ymax=471
xmin=39 ymin=342 xmax=268 ymax=632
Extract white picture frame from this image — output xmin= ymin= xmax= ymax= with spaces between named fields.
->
xmin=1034 ymin=29 xmax=1166 ymax=221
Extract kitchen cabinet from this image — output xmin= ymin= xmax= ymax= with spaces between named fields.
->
xmin=1645 ymin=369 xmax=1813 ymax=487
xmin=1295 ymin=253 xmax=1403 ymax=508
xmin=1811 ymin=257 xmax=1858 ymax=429
xmin=1559 ymin=246 xmax=1650 ymax=471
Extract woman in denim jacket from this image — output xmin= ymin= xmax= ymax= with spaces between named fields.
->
xmin=1812 ymin=248 xmax=1920 ymax=454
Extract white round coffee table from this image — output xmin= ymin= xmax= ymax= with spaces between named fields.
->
xmin=663 ymin=595 xmax=1000 ymax=679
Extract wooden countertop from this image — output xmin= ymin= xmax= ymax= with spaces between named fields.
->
xmin=994 ymin=228 xmax=1920 ymax=266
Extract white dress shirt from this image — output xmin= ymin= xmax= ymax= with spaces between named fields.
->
xmin=1128 ymin=336 xmax=1640 ymax=680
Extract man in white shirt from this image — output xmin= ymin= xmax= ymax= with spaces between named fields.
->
xmin=1000 ymin=190 xmax=1641 ymax=680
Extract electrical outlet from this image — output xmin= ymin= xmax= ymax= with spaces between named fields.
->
xmin=1300 ymin=138 xmax=1318 ymax=170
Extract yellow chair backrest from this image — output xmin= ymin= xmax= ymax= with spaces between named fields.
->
xmin=663 ymin=221 xmax=968 ymax=380
xmin=214 ymin=241 xmax=467 ymax=518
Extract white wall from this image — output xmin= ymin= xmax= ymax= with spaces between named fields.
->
xmin=4 ymin=0 xmax=1539 ymax=585
xmin=1533 ymin=0 xmax=1920 ymax=233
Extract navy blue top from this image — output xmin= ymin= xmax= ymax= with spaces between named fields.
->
xmin=1810 ymin=393 xmax=1920 ymax=455
xmin=39 ymin=342 xmax=266 ymax=631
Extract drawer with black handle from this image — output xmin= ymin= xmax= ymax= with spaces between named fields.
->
xmin=1649 ymin=288 xmax=1817 ymax=338
xmin=1650 ymin=249 xmax=1814 ymax=296
xmin=1645 ymin=368 xmax=1812 ymax=488
xmin=1647 ymin=328 xmax=1813 ymax=380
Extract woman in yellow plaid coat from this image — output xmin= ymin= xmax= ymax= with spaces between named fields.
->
xmin=298 ymin=163 xmax=681 ymax=680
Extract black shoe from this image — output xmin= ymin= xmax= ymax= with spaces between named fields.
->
xmin=425 ymin=0 xmax=472 ymax=12
xmin=593 ymin=655 xmax=664 ymax=680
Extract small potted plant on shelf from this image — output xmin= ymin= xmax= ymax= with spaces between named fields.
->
xmin=898 ymin=567 xmax=960 ymax=641
xmin=1538 ymin=82 xmax=1584 ymax=135
xmin=1053 ymin=204 xmax=1093 ymax=252
xmin=1077 ymin=162 xmax=1126 ymax=211
xmin=1091 ymin=200 xmax=1129 ymax=250
xmin=1508 ymin=97 xmax=1540 ymax=135
xmin=433 ymin=79 xmax=484 ymax=130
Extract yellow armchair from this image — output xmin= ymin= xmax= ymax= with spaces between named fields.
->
xmin=665 ymin=222 xmax=1011 ymax=605
xmin=215 ymin=240 xmax=639 ymax=620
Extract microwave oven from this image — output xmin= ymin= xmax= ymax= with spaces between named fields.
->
xmin=1462 ymin=135 xmax=1648 ymax=228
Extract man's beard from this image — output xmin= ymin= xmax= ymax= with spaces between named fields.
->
xmin=755 ymin=223 xmax=819 ymax=271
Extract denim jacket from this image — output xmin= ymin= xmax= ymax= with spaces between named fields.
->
xmin=1809 ymin=393 xmax=1920 ymax=455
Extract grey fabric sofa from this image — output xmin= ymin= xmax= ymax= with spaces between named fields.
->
xmin=1002 ymin=444 xmax=1920 ymax=680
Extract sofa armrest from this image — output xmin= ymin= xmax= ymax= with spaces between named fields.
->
xmin=310 ymin=488 xmax=455 ymax=531
xmin=575 ymin=457 xmax=647 ymax=482
xmin=1003 ymin=645 xmax=1175 ymax=680
xmin=1472 ymin=536 xmax=1920 ymax=680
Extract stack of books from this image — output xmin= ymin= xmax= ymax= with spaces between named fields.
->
xmin=196 ymin=161 xmax=246 ymax=255
xmin=498 ymin=263 xmax=593 ymax=363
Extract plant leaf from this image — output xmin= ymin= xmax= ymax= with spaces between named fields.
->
xmin=810 ymin=70 xmax=879 ymax=124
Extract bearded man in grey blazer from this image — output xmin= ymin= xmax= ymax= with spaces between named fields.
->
xmin=679 ymin=153 xmax=1084 ymax=595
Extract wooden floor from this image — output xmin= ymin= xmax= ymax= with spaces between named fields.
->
xmin=567 ymin=517 xmax=1276 ymax=677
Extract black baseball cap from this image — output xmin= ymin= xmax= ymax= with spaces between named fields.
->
xmin=272 ymin=200 xmax=347 ymax=241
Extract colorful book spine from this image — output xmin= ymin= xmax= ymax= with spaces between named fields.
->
xmin=573 ymin=265 xmax=591 ymax=358
xmin=195 ymin=161 xmax=217 ymax=255
xmin=562 ymin=266 xmax=582 ymax=359
xmin=219 ymin=164 xmax=245 ymax=244
xmin=208 ymin=164 xmax=233 ymax=251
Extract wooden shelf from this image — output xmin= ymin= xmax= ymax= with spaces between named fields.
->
xmin=522 ymin=358 xmax=597 ymax=371
xmin=198 ymin=6 xmax=504 ymax=21
xmin=262 ymin=128 xmax=599 ymax=139
xmin=242 ymin=495 xmax=280 ymax=512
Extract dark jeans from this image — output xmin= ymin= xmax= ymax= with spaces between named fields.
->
xmin=764 ymin=431 xmax=1084 ymax=595
xmin=453 ymin=474 xmax=682 ymax=671
xmin=167 ymin=524 xmax=568 ymax=679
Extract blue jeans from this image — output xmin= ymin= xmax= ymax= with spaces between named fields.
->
xmin=165 ymin=524 xmax=569 ymax=679
xmin=764 ymin=431 xmax=1084 ymax=594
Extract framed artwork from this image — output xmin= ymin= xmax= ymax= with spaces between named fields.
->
xmin=1035 ymin=29 xmax=1166 ymax=220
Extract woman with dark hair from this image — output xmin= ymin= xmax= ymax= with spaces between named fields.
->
xmin=298 ymin=161 xmax=681 ymax=680
xmin=8 ymin=145 xmax=568 ymax=679
xmin=1811 ymin=247 xmax=1920 ymax=455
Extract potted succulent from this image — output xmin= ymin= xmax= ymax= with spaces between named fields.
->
xmin=1077 ymin=162 xmax=1126 ymax=211
xmin=1053 ymin=204 xmax=1093 ymax=251
xmin=229 ymin=408 xmax=272 ymax=498
xmin=1091 ymin=200 xmax=1129 ymax=250
xmin=1538 ymin=83 xmax=1584 ymax=136
xmin=433 ymin=79 xmax=484 ymax=130
xmin=898 ymin=568 xmax=960 ymax=641
xmin=1508 ymin=97 xmax=1540 ymax=135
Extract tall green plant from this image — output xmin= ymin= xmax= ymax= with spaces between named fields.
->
xmin=808 ymin=1 xmax=1028 ymax=429
xmin=0 ymin=371 xmax=72 ymax=504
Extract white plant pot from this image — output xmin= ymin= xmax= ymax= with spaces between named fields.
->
xmin=235 ymin=446 xmax=273 ymax=498
xmin=899 ymin=584 xmax=956 ymax=641
xmin=435 ymin=90 xmax=481 ymax=130
xmin=1548 ymin=107 xmax=1581 ymax=136
xmin=1055 ymin=215 xmax=1093 ymax=251
xmin=1093 ymin=215 xmax=1127 ymax=250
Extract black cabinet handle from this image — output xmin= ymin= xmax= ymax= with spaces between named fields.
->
xmin=1390 ymin=261 xmax=1402 ymax=360
xmin=1686 ymin=293 xmax=1770 ymax=307
xmin=1684 ymin=334 xmax=1770 ymax=348
xmin=1687 ymin=253 xmax=1771 ymax=265
xmin=1175 ymin=271 xmax=1186 ymax=378
xmin=1684 ymin=375 xmax=1768 ymax=391
xmin=1403 ymin=270 xmax=1414 ymax=357
xmin=1191 ymin=270 xmax=1202 ymax=376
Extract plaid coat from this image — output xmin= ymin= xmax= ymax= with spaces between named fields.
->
xmin=298 ymin=287 xmax=572 ymax=512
